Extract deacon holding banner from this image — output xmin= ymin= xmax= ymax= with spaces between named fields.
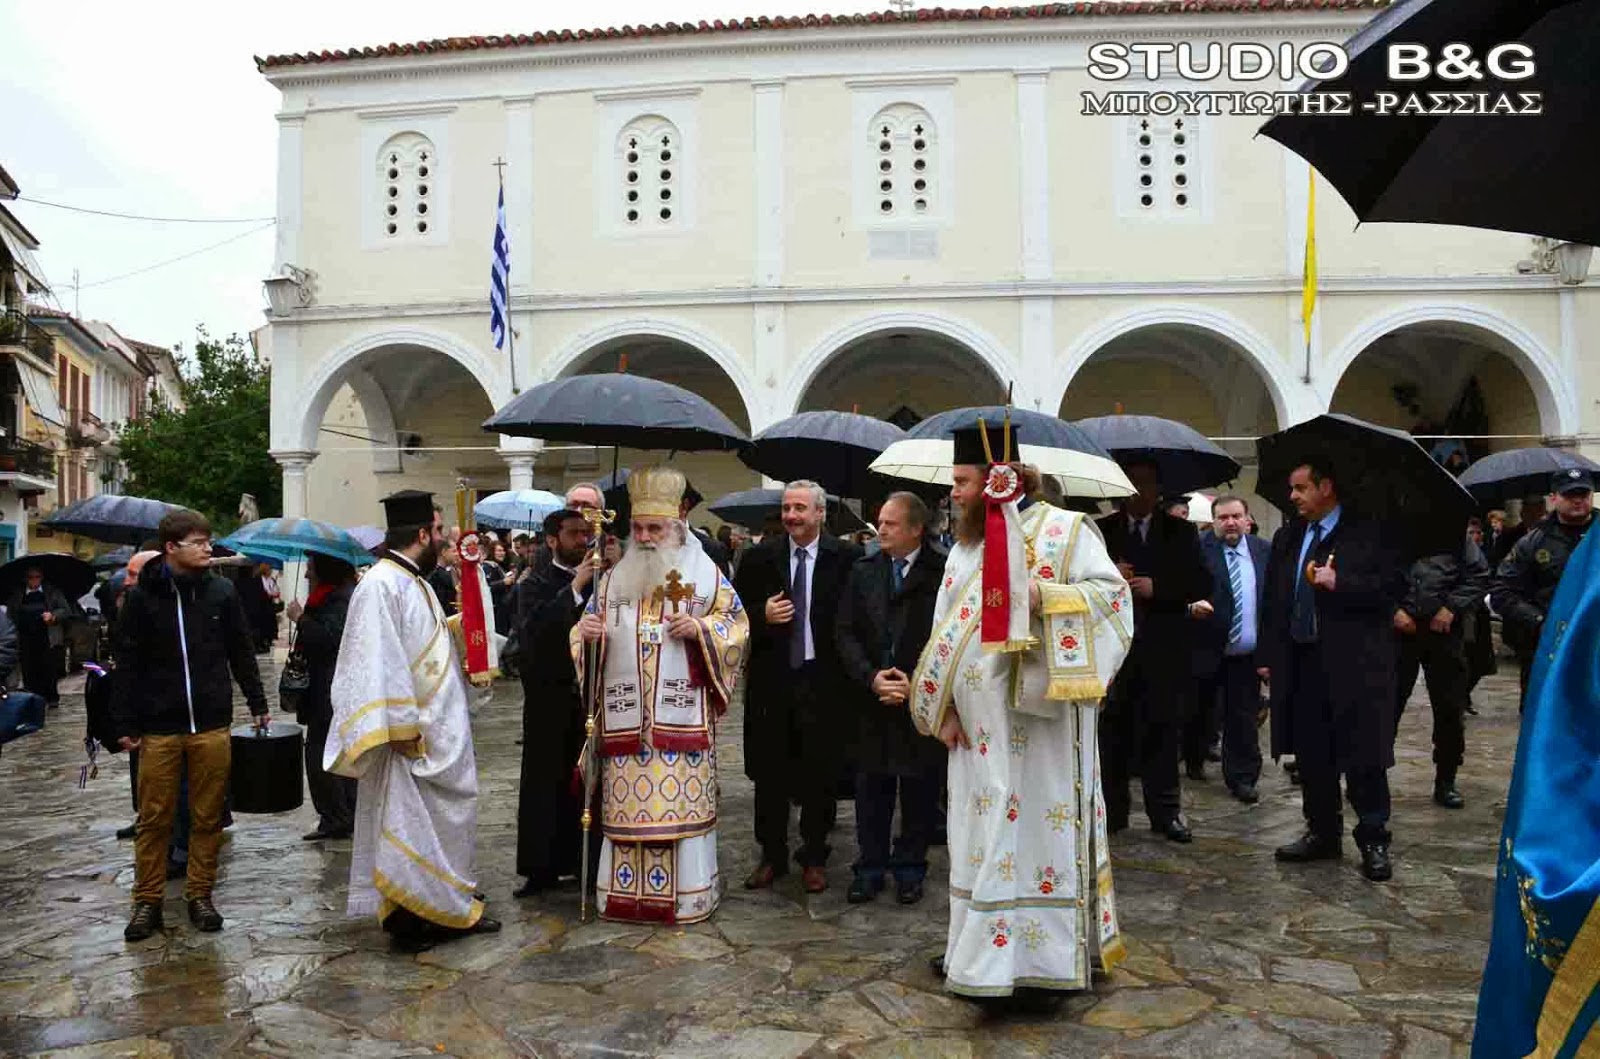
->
xmin=911 ymin=421 xmax=1134 ymax=999
xmin=574 ymin=466 xmax=749 ymax=924
xmin=325 ymin=490 xmax=500 ymax=953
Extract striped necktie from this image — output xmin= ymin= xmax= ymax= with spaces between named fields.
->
xmin=1227 ymin=548 xmax=1245 ymax=646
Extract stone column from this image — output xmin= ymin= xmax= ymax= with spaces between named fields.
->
xmin=502 ymin=449 xmax=539 ymax=491
xmin=272 ymin=449 xmax=317 ymax=519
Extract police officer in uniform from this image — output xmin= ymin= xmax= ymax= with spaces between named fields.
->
xmin=1491 ymin=468 xmax=1595 ymax=708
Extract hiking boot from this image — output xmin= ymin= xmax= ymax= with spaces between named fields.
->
xmin=187 ymin=895 xmax=224 ymax=932
xmin=124 ymin=902 xmax=164 ymax=941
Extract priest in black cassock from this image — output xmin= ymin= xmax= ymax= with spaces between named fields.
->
xmin=513 ymin=508 xmax=602 ymax=896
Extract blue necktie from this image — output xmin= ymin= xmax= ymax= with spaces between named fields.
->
xmin=891 ymin=557 xmax=908 ymax=595
xmin=1227 ymin=548 xmax=1245 ymax=647
xmin=789 ymin=547 xmax=809 ymax=669
xmin=1290 ymin=523 xmax=1322 ymax=644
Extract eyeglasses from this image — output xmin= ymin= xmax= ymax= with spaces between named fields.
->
xmin=176 ymin=538 xmax=214 ymax=550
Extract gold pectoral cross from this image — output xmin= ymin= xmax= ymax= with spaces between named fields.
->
xmin=654 ymin=569 xmax=696 ymax=614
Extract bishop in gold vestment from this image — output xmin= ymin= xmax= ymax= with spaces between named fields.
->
xmin=573 ymin=466 xmax=748 ymax=924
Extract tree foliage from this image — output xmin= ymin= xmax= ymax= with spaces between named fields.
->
xmin=117 ymin=328 xmax=278 ymax=534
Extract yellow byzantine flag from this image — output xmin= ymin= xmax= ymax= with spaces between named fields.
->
xmin=1302 ymin=169 xmax=1317 ymax=349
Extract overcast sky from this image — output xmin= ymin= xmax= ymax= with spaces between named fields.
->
xmin=1 ymin=1 xmax=888 ymax=353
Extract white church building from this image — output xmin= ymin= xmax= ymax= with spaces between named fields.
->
xmin=256 ymin=2 xmax=1596 ymax=528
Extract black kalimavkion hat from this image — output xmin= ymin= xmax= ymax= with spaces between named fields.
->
xmin=952 ymin=419 xmax=1023 ymax=466
xmin=380 ymin=489 xmax=435 ymax=530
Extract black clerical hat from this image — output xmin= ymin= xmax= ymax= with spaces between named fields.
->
xmin=380 ymin=489 xmax=435 ymax=530
xmin=952 ymin=419 xmax=1022 ymax=466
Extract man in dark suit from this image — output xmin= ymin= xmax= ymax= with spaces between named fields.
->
xmin=1189 ymin=495 xmax=1271 ymax=803
xmin=511 ymin=509 xmax=600 ymax=896
xmin=1097 ymin=461 xmax=1212 ymax=843
xmin=834 ymin=492 xmax=947 ymax=906
xmin=734 ymin=479 xmax=863 ymax=894
xmin=1261 ymin=460 xmax=1405 ymax=882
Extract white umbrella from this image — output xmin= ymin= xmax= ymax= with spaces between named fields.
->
xmin=870 ymin=439 xmax=1135 ymax=499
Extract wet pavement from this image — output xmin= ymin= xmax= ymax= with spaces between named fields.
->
xmin=0 ymin=652 xmax=1504 ymax=1057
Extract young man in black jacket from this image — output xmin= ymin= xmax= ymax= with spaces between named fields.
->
xmin=112 ymin=510 xmax=269 ymax=941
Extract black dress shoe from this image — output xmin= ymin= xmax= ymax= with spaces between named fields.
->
xmin=1231 ymin=783 xmax=1260 ymax=805
xmin=1284 ymin=761 xmax=1301 ymax=785
xmin=1154 ymin=818 xmax=1193 ymax=843
xmin=1433 ymin=783 xmax=1464 ymax=809
xmin=1275 ymin=832 xmax=1342 ymax=862
xmin=846 ymin=875 xmax=883 ymax=904
xmin=513 ymin=881 xmax=548 ymax=899
xmin=1360 ymin=844 xmax=1393 ymax=882
xmin=1185 ymin=762 xmax=1206 ymax=782
xmin=116 ymin=823 xmax=138 ymax=840
xmin=929 ymin=955 xmax=946 ymax=978
xmin=897 ymin=878 xmax=924 ymax=905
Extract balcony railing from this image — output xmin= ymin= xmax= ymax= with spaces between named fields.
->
xmin=0 ymin=436 xmax=57 ymax=480
xmin=0 ymin=308 xmax=54 ymax=369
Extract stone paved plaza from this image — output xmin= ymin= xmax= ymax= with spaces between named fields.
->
xmin=0 ymin=654 xmax=1506 ymax=1057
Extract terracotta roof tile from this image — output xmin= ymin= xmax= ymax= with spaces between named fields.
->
xmin=256 ymin=1 xmax=1385 ymax=71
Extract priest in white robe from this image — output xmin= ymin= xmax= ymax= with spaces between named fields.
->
xmin=911 ymin=423 xmax=1134 ymax=998
xmin=325 ymin=489 xmax=500 ymax=952
xmin=573 ymin=465 xmax=749 ymax=924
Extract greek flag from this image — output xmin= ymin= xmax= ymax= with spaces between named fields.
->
xmin=490 ymin=183 xmax=509 ymax=351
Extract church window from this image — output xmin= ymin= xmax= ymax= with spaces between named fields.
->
xmin=1128 ymin=115 xmax=1199 ymax=217
xmin=868 ymin=104 xmax=936 ymax=221
xmin=618 ymin=117 xmax=681 ymax=228
xmin=377 ymin=132 xmax=438 ymax=239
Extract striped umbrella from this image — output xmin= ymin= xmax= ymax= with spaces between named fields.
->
xmin=220 ymin=518 xmax=376 ymax=568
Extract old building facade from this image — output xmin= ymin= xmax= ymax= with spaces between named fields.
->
xmin=257 ymin=4 xmax=1596 ymax=528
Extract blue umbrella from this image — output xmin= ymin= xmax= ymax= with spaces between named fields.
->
xmin=907 ymin=406 xmax=1111 ymax=458
xmin=220 ymin=518 xmax=375 ymax=568
xmin=1074 ymin=415 xmax=1241 ymax=495
xmin=740 ymin=411 xmax=906 ymax=499
xmin=474 ymin=489 xmax=566 ymax=532
xmin=1456 ymin=447 xmax=1600 ymax=506
xmin=42 ymin=494 xmax=178 ymax=546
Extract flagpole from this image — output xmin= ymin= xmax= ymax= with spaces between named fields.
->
xmin=492 ymin=159 xmax=520 ymax=394
xmin=1301 ymin=167 xmax=1317 ymax=385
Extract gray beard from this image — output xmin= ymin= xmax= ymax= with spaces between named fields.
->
xmin=607 ymin=541 xmax=689 ymax=612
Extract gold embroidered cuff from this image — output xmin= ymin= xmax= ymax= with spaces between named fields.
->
xmin=1046 ymin=675 xmax=1107 ymax=702
xmin=1040 ymin=584 xmax=1090 ymax=615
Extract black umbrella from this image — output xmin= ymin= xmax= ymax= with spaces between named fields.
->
xmin=1074 ymin=415 xmax=1241 ymax=495
xmin=907 ymin=406 xmax=1111 ymax=458
xmin=1259 ymin=0 xmax=1600 ymax=245
xmin=596 ymin=468 xmax=704 ymax=526
xmin=1256 ymin=414 xmax=1476 ymax=559
xmin=41 ymin=494 xmax=178 ymax=546
xmin=483 ymin=373 xmax=749 ymax=451
xmin=1457 ymin=447 xmax=1600 ymax=505
xmin=740 ymin=411 xmax=906 ymax=499
xmin=707 ymin=488 xmax=867 ymax=533
xmin=91 ymin=546 xmax=136 ymax=571
xmin=0 ymin=553 xmax=97 ymax=601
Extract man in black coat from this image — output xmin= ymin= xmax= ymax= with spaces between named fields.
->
xmin=834 ymin=492 xmax=947 ymax=906
xmin=512 ymin=508 xmax=602 ymax=896
xmin=1096 ymin=461 xmax=1212 ymax=843
xmin=1260 ymin=460 xmax=1405 ymax=882
xmin=733 ymin=480 xmax=863 ymax=894
xmin=1392 ymin=535 xmax=1489 ymax=809
xmin=1189 ymin=495 xmax=1272 ymax=804
xmin=1491 ymin=469 xmax=1595 ymax=707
